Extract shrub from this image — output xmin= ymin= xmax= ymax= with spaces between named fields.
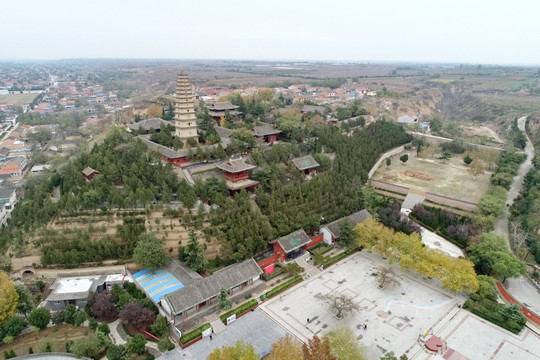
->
xmin=261 ymin=275 xmax=303 ymax=301
xmin=3 ymin=336 xmax=14 ymax=343
xmin=219 ymin=300 xmax=258 ymax=323
xmin=180 ymin=323 xmax=211 ymax=344
xmin=29 ymin=308 xmax=51 ymax=330
xmin=97 ymin=322 xmax=110 ymax=335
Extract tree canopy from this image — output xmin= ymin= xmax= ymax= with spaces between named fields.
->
xmin=0 ymin=272 xmax=18 ymax=326
xmin=133 ymin=233 xmax=170 ymax=270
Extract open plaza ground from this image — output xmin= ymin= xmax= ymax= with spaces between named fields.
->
xmin=372 ymin=154 xmax=492 ymax=204
xmin=0 ymin=93 xmax=39 ymax=106
xmin=257 ymin=251 xmax=540 ymax=360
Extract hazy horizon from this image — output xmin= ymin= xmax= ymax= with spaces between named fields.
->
xmin=2 ymin=0 xmax=540 ymax=66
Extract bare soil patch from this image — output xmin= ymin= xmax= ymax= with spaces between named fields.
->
xmin=372 ymin=153 xmax=492 ymax=204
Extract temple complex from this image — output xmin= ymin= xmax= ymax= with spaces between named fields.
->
xmin=174 ymin=71 xmax=199 ymax=143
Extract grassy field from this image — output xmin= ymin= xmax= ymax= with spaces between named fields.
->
xmin=0 ymin=93 xmax=39 ymax=106
xmin=0 ymin=325 xmax=90 ymax=356
xmin=372 ymin=152 xmax=493 ymax=203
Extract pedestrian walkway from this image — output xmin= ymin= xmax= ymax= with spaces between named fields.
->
xmin=295 ymin=254 xmax=321 ymax=278
xmin=109 ymin=319 xmax=127 ymax=345
xmin=210 ymin=318 xmax=226 ymax=334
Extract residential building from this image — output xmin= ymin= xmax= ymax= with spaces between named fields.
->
xmin=0 ymin=187 xmax=17 ymax=226
xmin=45 ymin=274 xmax=125 ymax=311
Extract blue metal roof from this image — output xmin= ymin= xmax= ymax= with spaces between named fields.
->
xmin=132 ymin=269 xmax=184 ymax=303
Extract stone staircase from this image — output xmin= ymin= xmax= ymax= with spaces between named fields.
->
xmin=210 ymin=318 xmax=227 ymax=334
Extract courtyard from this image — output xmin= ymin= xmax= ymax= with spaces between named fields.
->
xmin=258 ymin=251 xmax=540 ymax=360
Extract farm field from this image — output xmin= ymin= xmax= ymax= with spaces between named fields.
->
xmin=0 ymin=93 xmax=39 ymax=106
xmin=372 ymin=153 xmax=493 ymax=204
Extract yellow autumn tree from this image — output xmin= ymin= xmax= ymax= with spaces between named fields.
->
xmin=266 ymin=334 xmax=303 ymax=360
xmin=147 ymin=104 xmax=163 ymax=118
xmin=354 ymin=219 xmax=478 ymax=293
xmin=207 ymin=340 xmax=258 ymax=360
xmin=0 ymin=271 xmax=19 ymax=325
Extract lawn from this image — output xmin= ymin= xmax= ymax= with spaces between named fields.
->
xmin=0 ymin=325 xmax=92 ymax=356
xmin=372 ymin=153 xmax=493 ymax=203
xmin=0 ymin=93 xmax=39 ymax=106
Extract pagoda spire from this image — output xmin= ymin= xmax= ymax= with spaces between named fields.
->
xmin=174 ymin=71 xmax=198 ymax=144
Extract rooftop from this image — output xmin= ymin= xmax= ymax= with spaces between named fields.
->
xmin=82 ymin=166 xmax=98 ymax=177
xmin=46 ymin=274 xmax=122 ymax=302
xmin=132 ymin=269 xmax=184 ymax=303
xmin=291 ymin=155 xmax=320 ymax=171
xmin=127 ymin=118 xmax=171 ymax=132
xmin=323 ymin=209 xmax=372 ymax=239
xmin=163 ymin=259 xmax=262 ymax=315
xmin=216 ymin=158 xmax=256 ymax=173
xmin=252 ymin=124 xmax=281 ymax=137
xmin=273 ymin=229 xmax=311 ymax=253
xmin=207 ymin=101 xmax=239 ymax=111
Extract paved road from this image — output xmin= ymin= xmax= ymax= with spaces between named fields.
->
xmin=493 ymin=116 xmax=540 ymax=318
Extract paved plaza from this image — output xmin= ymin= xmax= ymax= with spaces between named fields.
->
xmin=258 ymin=251 xmax=540 ymax=360
xmin=160 ymin=308 xmax=288 ymax=360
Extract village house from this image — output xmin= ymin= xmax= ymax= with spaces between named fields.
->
xmin=0 ymin=187 xmax=17 ymax=226
xmin=45 ymin=274 xmax=125 ymax=312
xmin=0 ymin=157 xmax=27 ymax=176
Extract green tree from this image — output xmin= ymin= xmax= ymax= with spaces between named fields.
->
xmin=14 ymin=283 xmax=34 ymax=319
xmin=106 ymin=344 xmax=125 ymax=360
xmin=338 ymin=220 xmax=355 ymax=248
xmin=3 ymin=316 xmax=27 ymax=337
xmin=430 ymin=118 xmax=443 ymax=133
xmin=0 ymin=272 xmax=18 ymax=326
xmin=184 ymin=231 xmax=208 ymax=273
xmin=217 ymin=287 xmax=231 ymax=310
xmin=133 ymin=233 xmax=170 ymax=270
xmin=125 ymin=334 xmax=147 ymax=355
xmin=386 ymin=158 xmax=391 ymax=167
xmin=399 ymin=154 xmax=408 ymax=164
xmin=231 ymin=128 xmax=256 ymax=147
xmin=28 ymin=308 xmax=51 ymax=330
xmin=63 ymin=304 xmax=77 ymax=325
xmin=207 ymin=340 xmax=258 ymax=360
xmin=71 ymin=333 xmax=105 ymax=359
xmin=97 ymin=322 xmax=110 ymax=335
xmin=468 ymin=233 xmax=526 ymax=282
xmin=463 ymin=155 xmax=473 ymax=165
xmin=151 ymin=315 xmax=169 ymax=337
xmin=324 ymin=326 xmax=366 ymax=360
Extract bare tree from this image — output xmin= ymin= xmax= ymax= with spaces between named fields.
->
xmin=323 ymin=293 xmax=360 ymax=320
xmin=376 ymin=267 xmax=398 ymax=288
xmin=510 ymin=221 xmax=530 ymax=261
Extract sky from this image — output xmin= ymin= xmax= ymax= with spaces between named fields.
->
xmin=1 ymin=0 xmax=539 ymax=65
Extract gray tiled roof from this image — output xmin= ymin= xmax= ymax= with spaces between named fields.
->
xmin=0 ymin=187 xmax=15 ymax=200
xmin=323 ymin=210 xmax=372 ymax=239
xmin=273 ymin=229 xmax=311 ymax=253
xmin=128 ymin=118 xmax=171 ymax=132
xmin=163 ymin=259 xmax=262 ymax=315
xmin=291 ymin=155 xmax=319 ymax=171
xmin=252 ymin=124 xmax=281 ymax=137
xmin=214 ymin=126 xmax=233 ymax=139
xmin=208 ymin=101 xmax=239 ymax=111
xmin=216 ymin=158 xmax=256 ymax=173
xmin=82 ymin=166 xmax=98 ymax=176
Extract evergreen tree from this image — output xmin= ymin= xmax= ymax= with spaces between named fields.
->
xmin=217 ymin=288 xmax=231 ymax=310
xmin=184 ymin=231 xmax=208 ymax=273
